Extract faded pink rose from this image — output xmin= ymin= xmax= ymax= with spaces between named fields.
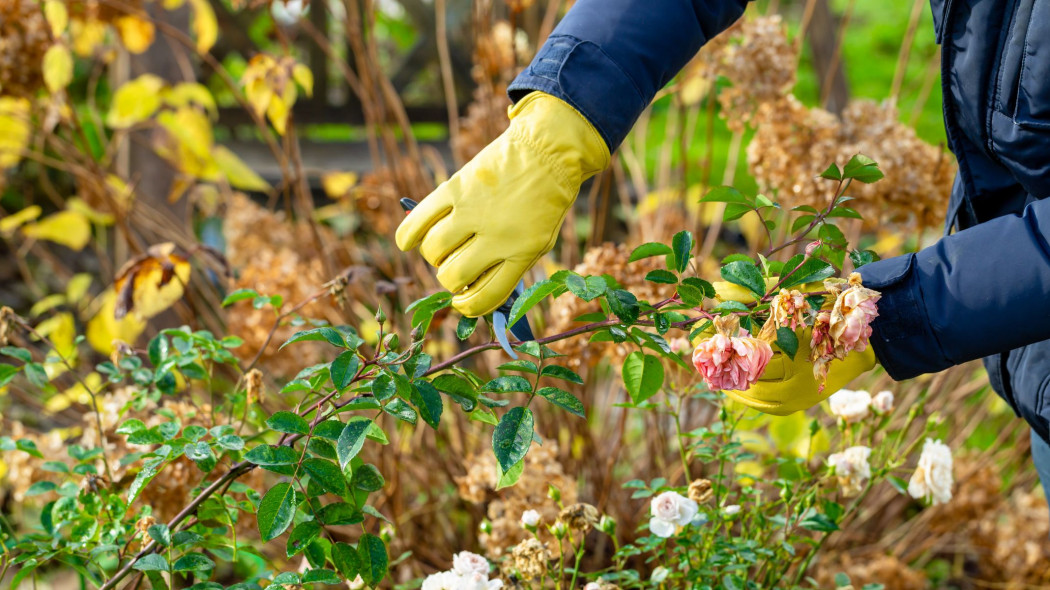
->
xmin=828 ymin=274 xmax=880 ymax=356
xmin=692 ymin=317 xmax=773 ymax=391
xmin=770 ymin=289 xmax=807 ymax=331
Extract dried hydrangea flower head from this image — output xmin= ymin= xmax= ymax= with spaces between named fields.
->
xmin=692 ymin=315 xmax=774 ymax=391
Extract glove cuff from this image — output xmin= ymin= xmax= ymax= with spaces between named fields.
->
xmin=507 ymin=92 xmax=611 ymax=187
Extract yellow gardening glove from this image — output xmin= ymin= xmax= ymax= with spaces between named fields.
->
xmin=396 ymin=92 xmax=610 ymax=317
xmin=708 ymin=280 xmax=877 ymax=416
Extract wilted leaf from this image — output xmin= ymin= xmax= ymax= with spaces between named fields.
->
xmin=213 ymin=146 xmax=269 ymax=191
xmin=85 ymin=290 xmax=147 ymax=355
xmin=292 ymin=63 xmax=313 ymax=97
xmin=112 ymin=243 xmax=191 ymax=320
xmin=188 ymin=0 xmax=218 ymax=54
xmin=0 ymin=205 xmax=41 ymax=233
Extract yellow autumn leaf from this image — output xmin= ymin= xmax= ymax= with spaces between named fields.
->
xmin=112 ymin=244 xmax=192 ymax=321
xmin=67 ymin=197 xmax=115 ymax=225
xmin=0 ymin=205 xmax=41 ymax=233
xmin=44 ymin=0 xmax=69 ymax=37
xmin=115 ymin=15 xmax=156 ymax=54
xmin=321 ymin=171 xmax=358 ymax=198
xmin=45 ymin=372 xmax=103 ymax=414
xmin=22 ymin=210 xmax=92 ymax=251
xmin=0 ymin=97 xmax=31 ymax=169
xmin=165 ymin=82 xmax=218 ymax=117
xmin=86 ymin=289 xmax=147 ymax=355
xmin=266 ymin=95 xmax=290 ymax=135
xmin=70 ymin=19 xmax=107 ymax=57
xmin=106 ymin=74 xmax=164 ymax=129
xmin=163 ymin=0 xmax=186 ymax=7
xmin=43 ymin=44 xmax=74 ymax=93
xmin=30 ymin=294 xmax=67 ymax=317
xmin=36 ymin=312 xmax=77 ymax=360
xmin=67 ymin=273 xmax=93 ymax=307
xmin=189 ymin=0 xmax=218 ymax=54
xmin=292 ymin=63 xmax=313 ymax=98
xmin=157 ymin=107 xmax=213 ymax=159
xmin=213 ymin=145 xmax=270 ymax=191
xmin=106 ymin=175 xmax=136 ymax=209
xmin=0 ymin=458 xmax=7 ymax=479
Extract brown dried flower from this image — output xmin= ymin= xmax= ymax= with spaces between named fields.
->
xmin=245 ymin=368 xmax=263 ymax=405
xmin=558 ymin=503 xmax=600 ymax=534
xmin=0 ymin=0 xmax=51 ymax=98
xmin=509 ymin=538 xmax=549 ymax=581
xmin=0 ymin=305 xmax=15 ymax=346
xmin=688 ymin=478 xmax=714 ymax=504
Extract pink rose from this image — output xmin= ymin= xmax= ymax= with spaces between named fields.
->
xmin=828 ymin=275 xmax=880 ymax=356
xmin=692 ymin=317 xmax=773 ymax=391
xmin=805 ymin=240 xmax=823 ymax=257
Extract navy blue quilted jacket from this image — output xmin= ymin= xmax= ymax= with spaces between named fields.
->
xmin=509 ymin=0 xmax=1050 ymax=441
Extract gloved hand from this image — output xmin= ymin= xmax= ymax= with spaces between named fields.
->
xmin=708 ymin=280 xmax=877 ymax=416
xmin=396 ymin=92 xmax=610 ymax=317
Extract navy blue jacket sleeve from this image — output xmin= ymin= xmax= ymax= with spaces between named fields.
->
xmin=859 ymin=198 xmax=1050 ymax=380
xmin=508 ymin=0 xmax=751 ymax=151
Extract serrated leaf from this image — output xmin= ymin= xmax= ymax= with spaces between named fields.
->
xmin=849 ymin=249 xmax=878 ymax=268
xmin=682 ymin=277 xmax=716 ymax=298
xmin=411 ymin=381 xmax=443 ymax=429
xmin=628 ymin=242 xmax=674 ymax=262
xmin=496 ymin=459 xmax=524 ymax=490
xmin=133 ymin=554 xmax=169 ymax=572
xmin=820 ymin=163 xmax=842 ymax=180
xmin=842 ymin=154 xmax=883 ymax=183
xmin=720 ymin=260 xmax=766 ymax=298
xmin=258 ymin=482 xmax=296 ymax=541
xmin=172 ymin=553 xmax=214 ymax=572
xmin=492 ymin=407 xmax=534 ymax=472
xmin=266 ymin=411 xmax=310 ymax=436
xmin=482 ymin=375 xmax=533 ymax=394
xmin=351 ymin=464 xmax=385 ymax=492
xmin=318 ymin=502 xmax=363 ymax=526
xmin=431 ymin=374 xmax=477 ymax=411
xmin=622 ymin=351 xmax=664 ymax=403
xmin=280 ymin=327 xmax=346 ymax=350
xmin=330 ymin=350 xmax=361 ymax=390
xmin=780 ymin=258 xmax=835 ymax=290
xmin=671 ymin=230 xmax=694 ymax=273
xmin=507 ymin=279 xmax=566 ymax=327
xmin=645 ymin=269 xmax=679 ymax=284
xmin=723 ymin=202 xmax=753 ymax=222
xmin=244 ymin=444 xmax=299 ymax=467
xmin=700 ymin=185 xmax=752 ymax=205
xmin=357 ymin=533 xmax=387 ymax=587
xmin=456 ymin=316 xmax=478 ymax=340
xmin=606 ymin=289 xmax=639 ymax=324
xmin=537 ymin=387 xmax=585 ymax=417
xmin=302 ymin=458 xmax=348 ymax=496
xmin=383 ymin=398 xmax=417 ymax=424
xmin=540 ymin=365 xmax=583 ymax=384
xmin=791 ymin=214 xmax=816 ymax=233
xmin=337 ymin=418 xmax=370 ymax=469
xmin=332 ymin=542 xmax=362 ymax=580
xmin=287 ymin=521 xmax=322 ymax=557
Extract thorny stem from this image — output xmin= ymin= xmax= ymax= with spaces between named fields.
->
xmin=765 ymin=177 xmax=851 ymax=259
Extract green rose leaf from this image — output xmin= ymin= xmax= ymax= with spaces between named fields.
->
xmin=775 ymin=327 xmax=799 ymax=361
xmin=330 ymin=350 xmax=361 ymax=390
xmin=302 ymin=458 xmax=348 ymax=496
xmin=265 ymin=411 xmax=310 ymax=436
xmin=257 ymin=482 xmax=297 ymax=541
xmin=720 ymin=260 xmax=765 ymax=298
xmin=286 ymin=521 xmax=322 ymax=558
xmin=337 ymin=418 xmax=371 ymax=469
xmin=536 ymin=387 xmax=585 ymax=418
xmin=622 ymin=351 xmax=664 ymax=404
xmin=492 ymin=407 xmax=534 ymax=472
xmin=357 ymin=533 xmax=388 ymax=587
xmin=410 ymin=381 xmax=443 ymax=429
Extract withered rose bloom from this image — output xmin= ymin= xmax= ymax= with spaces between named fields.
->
xmin=510 ymin=538 xmax=549 ymax=581
xmin=828 ymin=273 xmax=881 ymax=357
xmin=692 ymin=316 xmax=774 ymax=391
xmin=688 ymin=478 xmax=714 ymax=504
xmin=558 ymin=503 xmax=600 ymax=533
xmin=770 ymin=289 xmax=807 ymax=331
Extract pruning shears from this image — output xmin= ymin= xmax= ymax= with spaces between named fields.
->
xmin=400 ymin=197 xmax=535 ymax=358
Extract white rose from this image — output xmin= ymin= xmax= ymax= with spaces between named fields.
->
xmin=458 ymin=572 xmax=503 ymax=590
xmin=650 ymin=566 xmax=670 ymax=583
xmin=422 ymin=571 xmax=459 ymax=590
xmin=872 ymin=390 xmax=895 ymax=413
xmin=828 ymin=389 xmax=872 ymax=423
xmin=521 ymin=509 xmax=541 ymax=528
xmin=723 ymin=504 xmax=741 ymax=516
xmin=349 ymin=575 xmax=365 ymax=590
xmin=452 ymin=551 xmax=490 ymax=577
xmin=908 ymin=438 xmax=953 ymax=505
xmin=648 ymin=491 xmax=699 ymax=538
xmin=584 ymin=584 xmax=602 ymax=590
xmin=828 ymin=446 xmax=872 ymax=495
